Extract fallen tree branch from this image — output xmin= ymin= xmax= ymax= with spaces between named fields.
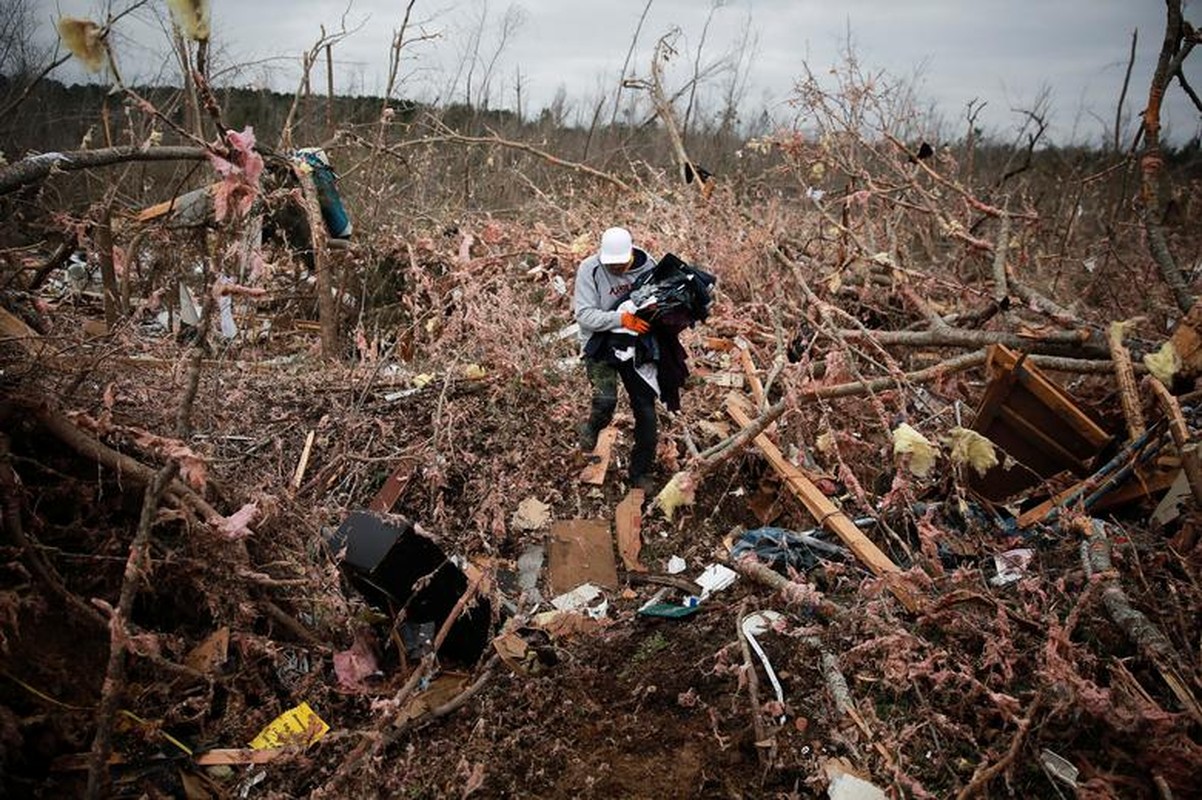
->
xmin=725 ymin=556 xmax=845 ymax=621
xmin=84 ymin=461 xmax=178 ymax=800
xmin=801 ymin=636 xmax=896 ymax=769
xmin=23 ymin=400 xmax=240 ymax=534
xmin=835 ymin=326 xmax=1110 ymax=359
xmin=1109 ymin=321 xmax=1147 ymax=439
xmin=1147 ymin=376 xmax=1202 ymax=507
xmin=1009 ymin=280 xmax=1081 ymax=326
xmin=327 ymin=572 xmax=485 ymax=790
xmin=736 ymin=600 xmax=772 ymax=767
xmin=0 ymin=432 xmax=107 ymax=628
xmin=953 ymin=707 xmax=1036 ymax=800
xmin=0 ymin=146 xmax=207 ymax=197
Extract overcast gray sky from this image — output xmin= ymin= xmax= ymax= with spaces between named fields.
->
xmin=41 ymin=0 xmax=1202 ymax=145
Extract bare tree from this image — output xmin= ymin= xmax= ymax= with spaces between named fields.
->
xmin=0 ymin=0 xmax=70 ymax=122
xmin=1140 ymin=0 xmax=1199 ymax=313
xmin=609 ymin=0 xmax=654 ymax=130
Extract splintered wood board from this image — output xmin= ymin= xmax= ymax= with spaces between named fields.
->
xmin=368 ymin=458 xmax=419 ymax=513
xmin=726 ymin=394 xmax=921 ymax=613
xmin=615 ymin=488 xmax=647 ymax=572
xmin=547 ymin=519 xmax=618 ymax=595
xmin=579 ymin=427 xmax=619 ymax=485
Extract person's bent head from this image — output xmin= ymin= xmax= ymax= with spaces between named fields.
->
xmin=599 ymin=227 xmax=634 ymax=274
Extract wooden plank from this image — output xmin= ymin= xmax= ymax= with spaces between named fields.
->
xmin=547 ymin=519 xmax=618 ymax=595
xmin=615 ymin=489 xmax=647 ymax=572
xmin=579 ymin=426 xmax=618 ymax=485
xmin=726 ymin=395 xmax=921 ymax=612
xmin=292 ymin=430 xmax=316 ymax=489
xmin=368 ymin=459 xmax=418 ymax=513
xmin=738 ymin=346 xmax=766 ymax=409
xmin=971 ymin=344 xmax=1022 ymax=432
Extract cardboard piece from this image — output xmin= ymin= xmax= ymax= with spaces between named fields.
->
xmin=615 ymin=488 xmax=647 ymax=572
xmin=547 ymin=519 xmax=618 ymax=595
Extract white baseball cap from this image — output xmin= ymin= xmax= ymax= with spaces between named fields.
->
xmin=599 ymin=227 xmax=634 ymax=264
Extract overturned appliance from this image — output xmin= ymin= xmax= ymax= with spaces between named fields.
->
xmin=326 ymin=511 xmax=491 ymax=664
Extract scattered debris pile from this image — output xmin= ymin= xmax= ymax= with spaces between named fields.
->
xmin=1 ymin=16 xmax=1200 ymax=793
xmin=2 ymin=201 xmax=1199 ymax=797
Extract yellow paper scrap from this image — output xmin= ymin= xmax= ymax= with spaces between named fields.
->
xmin=249 ymin=702 xmax=329 ymax=750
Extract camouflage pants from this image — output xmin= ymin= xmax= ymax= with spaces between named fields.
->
xmin=582 ymin=358 xmax=658 ymax=481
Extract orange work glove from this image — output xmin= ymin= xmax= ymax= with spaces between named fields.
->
xmin=621 ymin=311 xmax=651 ymax=334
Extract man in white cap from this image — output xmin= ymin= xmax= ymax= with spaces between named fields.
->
xmin=573 ymin=226 xmax=659 ymax=491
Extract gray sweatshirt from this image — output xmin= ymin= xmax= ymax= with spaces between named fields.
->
xmin=572 ymin=248 xmax=656 ymax=348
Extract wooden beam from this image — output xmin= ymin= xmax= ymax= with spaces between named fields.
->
xmin=738 ymin=346 xmax=766 ymax=410
xmin=725 ymin=395 xmax=921 ymax=612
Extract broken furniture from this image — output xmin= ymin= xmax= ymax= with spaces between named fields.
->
xmin=969 ymin=344 xmax=1113 ymax=503
xmin=326 ymin=511 xmax=491 ymax=664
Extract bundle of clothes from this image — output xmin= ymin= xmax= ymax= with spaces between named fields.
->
xmin=583 ymin=253 xmax=717 ymax=410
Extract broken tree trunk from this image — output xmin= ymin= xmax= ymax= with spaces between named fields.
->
xmin=95 ymin=206 xmax=121 ymax=328
xmin=1138 ymin=0 xmax=1196 ymax=313
xmin=626 ymin=34 xmax=711 ymax=197
xmin=0 ymin=146 xmax=207 ymax=197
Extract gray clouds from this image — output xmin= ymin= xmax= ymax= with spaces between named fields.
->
xmin=38 ymin=0 xmax=1202 ymax=144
